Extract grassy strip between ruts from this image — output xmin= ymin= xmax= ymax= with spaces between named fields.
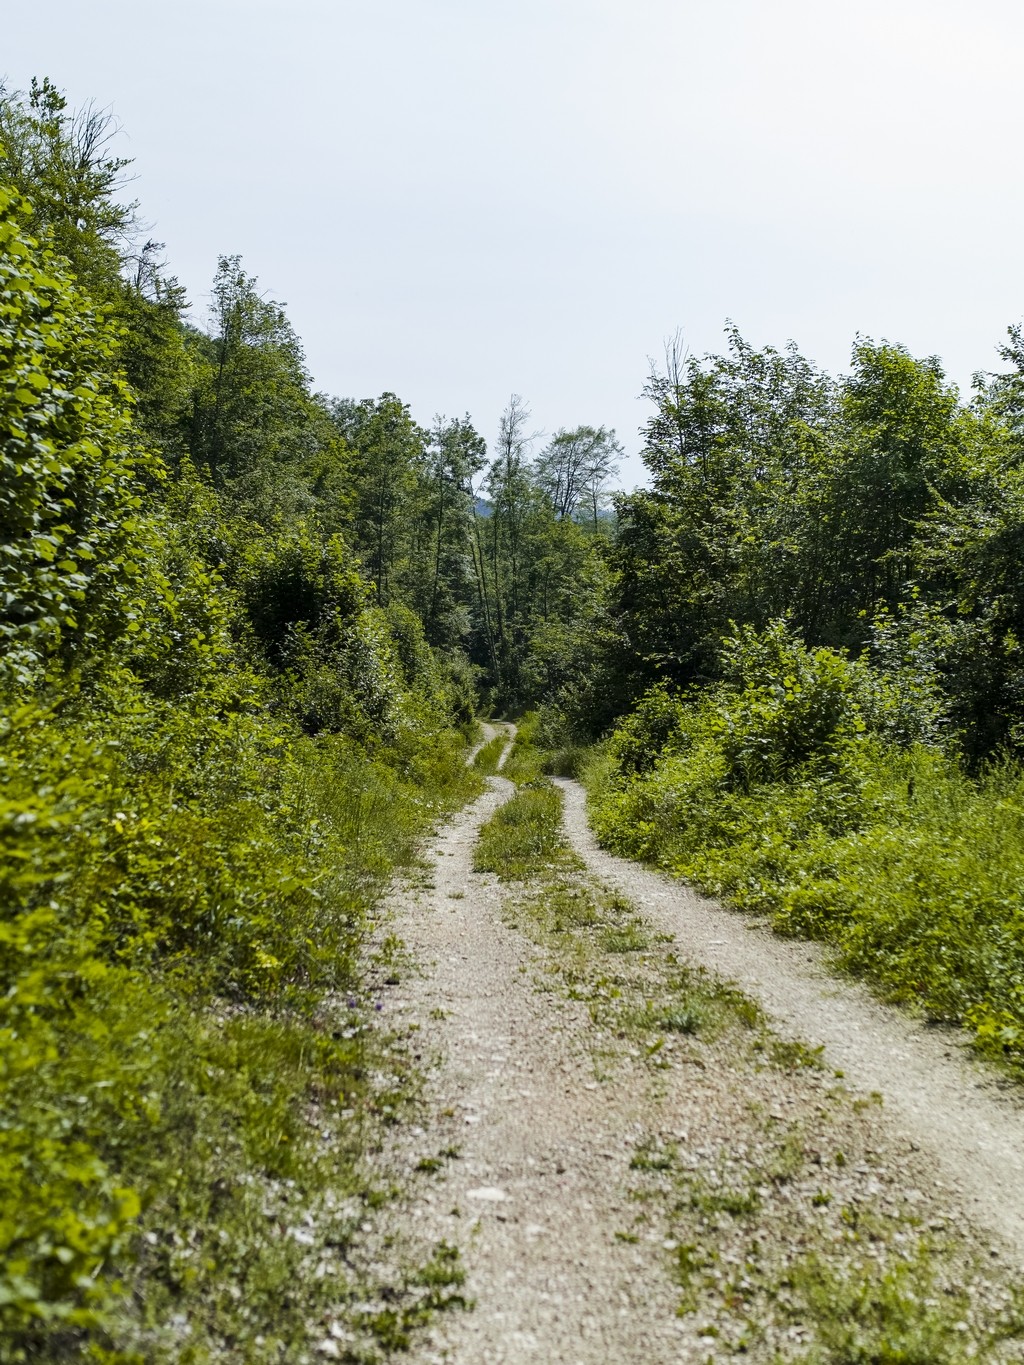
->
xmin=470 ymin=733 xmax=507 ymax=775
xmin=472 ymin=724 xmax=1024 ymax=1363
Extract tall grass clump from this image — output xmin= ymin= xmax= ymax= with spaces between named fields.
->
xmin=472 ymin=732 xmax=507 ymax=774
xmin=474 ymin=781 xmax=568 ymax=881
xmin=498 ymin=712 xmax=549 ymax=784
xmin=589 ymin=621 xmax=1024 ymax=1072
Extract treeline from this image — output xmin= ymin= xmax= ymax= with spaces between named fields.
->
xmin=568 ymin=329 xmax=1024 ymax=1077
xmin=1 ymin=79 xmax=623 ymax=718
xmin=549 ymin=325 xmax=1024 ymax=755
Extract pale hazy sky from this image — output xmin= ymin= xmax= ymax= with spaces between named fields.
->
xmin=5 ymin=1 xmax=1024 ymax=483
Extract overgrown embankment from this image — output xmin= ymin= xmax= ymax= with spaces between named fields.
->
xmin=581 ymin=624 xmax=1024 ymax=1074
xmin=3 ymin=679 xmax=478 ymax=1362
xmin=0 ymin=181 xmax=480 ymax=1362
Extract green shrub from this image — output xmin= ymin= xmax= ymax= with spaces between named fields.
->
xmin=0 ymin=185 xmax=165 ymax=690
xmin=590 ymin=623 xmax=1024 ymax=1074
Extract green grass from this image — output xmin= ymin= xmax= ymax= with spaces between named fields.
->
xmin=471 ymin=733 xmax=507 ymax=774
xmin=498 ymin=713 xmax=547 ymax=784
xmin=473 ymin=781 xmax=575 ymax=881
xmin=788 ymin=1247 xmax=1024 ymax=1364
xmin=623 ymin=1102 xmax=1024 ymax=1360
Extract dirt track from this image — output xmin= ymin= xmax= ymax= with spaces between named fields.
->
xmin=384 ymin=771 xmax=691 ymax=1362
xmin=376 ymin=727 xmax=1024 ymax=1362
xmin=556 ymin=776 xmax=1024 ymax=1256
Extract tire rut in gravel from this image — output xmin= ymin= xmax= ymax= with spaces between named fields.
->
xmin=555 ymin=774 xmax=1024 ymax=1261
xmin=375 ymin=746 xmax=1024 ymax=1363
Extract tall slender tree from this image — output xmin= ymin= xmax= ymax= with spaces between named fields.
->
xmin=534 ymin=425 xmax=622 ymax=525
xmin=421 ymin=414 xmax=486 ymax=648
xmin=340 ymin=393 xmax=427 ymax=603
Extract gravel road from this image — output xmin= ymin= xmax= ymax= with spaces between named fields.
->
xmin=556 ymin=775 xmax=1024 ymax=1259
xmin=375 ymin=728 xmax=1024 ymax=1363
xmin=386 ymin=771 xmax=693 ymax=1362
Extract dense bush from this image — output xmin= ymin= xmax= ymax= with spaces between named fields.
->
xmin=590 ymin=622 xmax=1024 ymax=1070
xmin=0 ymin=185 xmax=161 ymax=688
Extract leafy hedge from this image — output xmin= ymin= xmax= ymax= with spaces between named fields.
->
xmin=0 ymin=185 xmax=161 ymax=687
